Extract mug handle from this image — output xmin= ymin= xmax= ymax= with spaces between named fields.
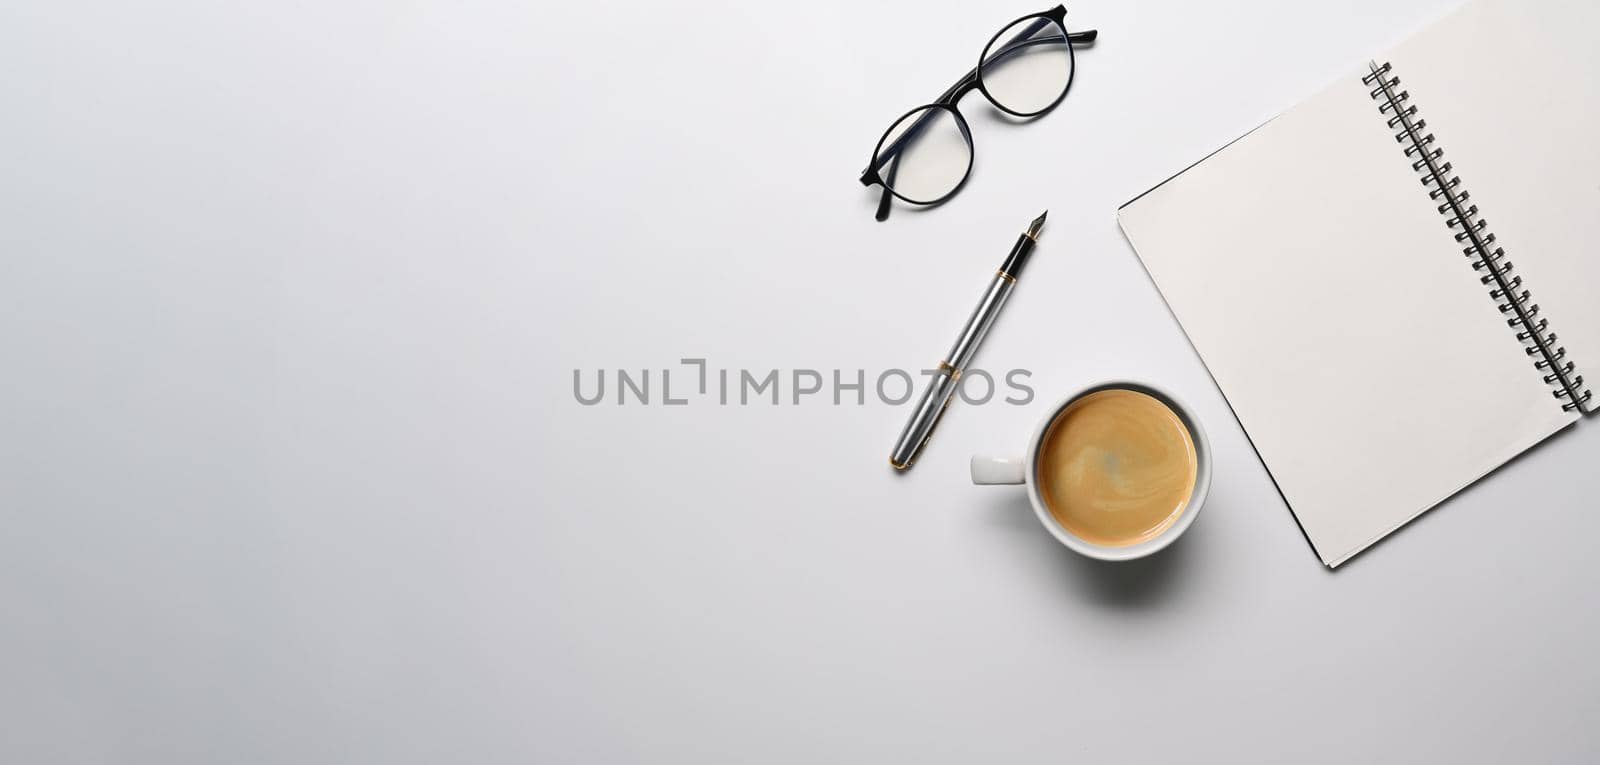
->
xmin=970 ymin=455 xmax=1026 ymax=485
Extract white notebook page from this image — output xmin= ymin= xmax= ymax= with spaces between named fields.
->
xmin=1385 ymin=0 xmax=1600 ymax=411
xmin=1118 ymin=70 xmax=1575 ymax=566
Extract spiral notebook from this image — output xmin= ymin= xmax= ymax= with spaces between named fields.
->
xmin=1118 ymin=0 xmax=1600 ymax=567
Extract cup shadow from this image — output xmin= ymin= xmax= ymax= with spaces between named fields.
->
xmin=980 ymin=489 xmax=1200 ymax=609
xmin=1056 ymin=529 xmax=1195 ymax=608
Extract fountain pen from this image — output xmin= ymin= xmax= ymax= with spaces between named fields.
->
xmin=890 ymin=211 xmax=1046 ymax=470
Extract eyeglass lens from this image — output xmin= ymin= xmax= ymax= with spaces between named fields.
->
xmin=874 ymin=107 xmax=974 ymax=204
xmin=979 ymin=17 xmax=1073 ymax=116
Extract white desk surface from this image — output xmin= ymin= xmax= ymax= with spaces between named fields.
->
xmin=3 ymin=1 xmax=1596 ymax=761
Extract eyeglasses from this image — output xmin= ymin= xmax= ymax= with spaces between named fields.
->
xmin=859 ymin=5 xmax=1097 ymax=221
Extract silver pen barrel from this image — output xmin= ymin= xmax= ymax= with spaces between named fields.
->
xmin=889 ymin=273 xmax=1017 ymax=470
xmin=889 ymin=211 xmax=1043 ymax=471
xmin=888 ymin=364 xmax=960 ymax=470
xmin=947 ymin=273 xmax=1016 ymax=370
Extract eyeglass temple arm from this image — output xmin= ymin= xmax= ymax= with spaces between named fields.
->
xmin=875 ymin=159 xmax=898 ymax=220
xmin=868 ymin=27 xmax=1098 ymax=220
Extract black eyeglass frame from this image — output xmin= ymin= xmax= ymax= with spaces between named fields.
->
xmin=859 ymin=5 xmax=1098 ymax=221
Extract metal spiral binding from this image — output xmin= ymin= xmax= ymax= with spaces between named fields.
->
xmin=1363 ymin=61 xmax=1593 ymax=412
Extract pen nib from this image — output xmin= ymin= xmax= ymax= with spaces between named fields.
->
xmin=1026 ymin=210 xmax=1047 ymax=241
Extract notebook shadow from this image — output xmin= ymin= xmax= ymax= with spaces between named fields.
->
xmin=982 ymin=489 xmax=1198 ymax=609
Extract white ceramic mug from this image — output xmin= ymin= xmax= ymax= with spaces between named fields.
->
xmin=971 ymin=380 xmax=1211 ymax=561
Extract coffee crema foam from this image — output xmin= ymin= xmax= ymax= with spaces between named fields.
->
xmin=1037 ymin=389 xmax=1197 ymax=547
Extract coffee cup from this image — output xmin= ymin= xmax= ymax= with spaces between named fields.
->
xmin=971 ymin=380 xmax=1211 ymax=561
